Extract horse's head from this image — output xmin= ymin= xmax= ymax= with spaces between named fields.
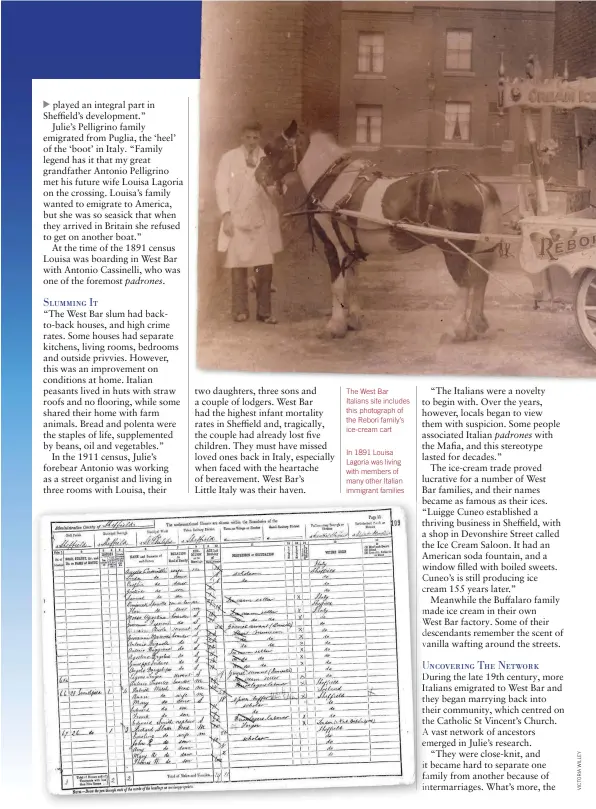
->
xmin=255 ymin=120 xmax=309 ymax=188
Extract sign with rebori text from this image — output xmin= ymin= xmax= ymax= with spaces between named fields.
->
xmin=519 ymin=215 xmax=596 ymax=275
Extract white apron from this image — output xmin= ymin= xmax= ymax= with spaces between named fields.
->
xmin=215 ymin=146 xmax=283 ymax=268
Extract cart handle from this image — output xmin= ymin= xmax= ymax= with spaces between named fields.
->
xmin=332 ymin=208 xmax=522 ymax=245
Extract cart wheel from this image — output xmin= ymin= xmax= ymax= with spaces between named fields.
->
xmin=575 ymin=267 xmax=596 ymax=354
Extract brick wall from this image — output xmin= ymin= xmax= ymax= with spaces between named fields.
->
xmin=199 ymin=2 xmax=305 ymax=318
xmin=302 ymin=2 xmax=342 ymax=135
xmin=200 ymin=2 xmax=304 ymax=174
xmin=551 ymin=2 xmax=596 ymax=196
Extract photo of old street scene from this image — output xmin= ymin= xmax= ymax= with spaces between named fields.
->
xmin=198 ymin=1 xmax=596 ymax=376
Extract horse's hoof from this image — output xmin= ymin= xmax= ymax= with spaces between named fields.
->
xmin=453 ymin=325 xmax=478 ymax=342
xmin=326 ymin=321 xmax=348 ymax=339
xmin=318 ymin=330 xmax=332 ymax=340
xmin=473 ymin=316 xmax=489 ymax=334
xmin=347 ymin=313 xmax=363 ymax=331
xmin=318 ymin=327 xmax=343 ymax=340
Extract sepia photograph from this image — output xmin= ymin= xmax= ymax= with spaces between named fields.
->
xmin=197 ymin=1 xmax=596 ymax=376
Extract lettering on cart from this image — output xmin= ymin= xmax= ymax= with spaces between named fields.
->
xmin=530 ymin=228 xmax=596 ymax=260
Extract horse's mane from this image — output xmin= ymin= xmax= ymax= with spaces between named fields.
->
xmin=306 ymin=130 xmax=349 ymax=158
xmin=288 ymin=127 xmax=350 ymax=188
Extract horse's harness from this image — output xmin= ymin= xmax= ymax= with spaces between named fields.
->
xmin=277 ymin=133 xmax=500 ymax=267
xmin=419 ymin=169 xmax=451 ymax=228
xmin=280 ymin=129 xmax=300 ymax=174
xmin=277 ymin=131 xmax=365 ymax=267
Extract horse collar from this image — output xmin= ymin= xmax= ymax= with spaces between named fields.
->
xmin=307 ymin=153 xmax=353 ymax=200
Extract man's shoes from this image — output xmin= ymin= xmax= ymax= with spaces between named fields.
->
xmin=233 ymin=313 xmax=277 ymax=324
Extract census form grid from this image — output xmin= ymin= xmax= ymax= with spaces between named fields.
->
xmin=49 ymin=509 xmax=404 ymax=790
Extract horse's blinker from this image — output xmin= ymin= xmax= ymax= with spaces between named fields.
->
xmin=280 ymin=129 xmax=298 ymax=172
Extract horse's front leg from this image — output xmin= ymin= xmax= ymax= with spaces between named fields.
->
xmin=466 ymin=248 xmax=494 ymax=335
xmin=469 ymin=274 xmax=490 ymax=334
xmin=311 ymin=217 xmax=350 ymax=338
xmin=345 ymin=264 xmax=363 ymax=331
xmin=327 ymin=268 xmax=349 ymax=338
xmin=451 ymin=284 xmax=474 ymax=341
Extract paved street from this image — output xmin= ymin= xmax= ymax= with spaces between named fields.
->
xmin=198 ymin=230 xmax=596 ymax=378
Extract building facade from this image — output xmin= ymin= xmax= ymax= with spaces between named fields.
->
xmin=551 ymin=2 xmax=596 ymax=195
xmin=339 ymin=2 xmax=555 ymax=175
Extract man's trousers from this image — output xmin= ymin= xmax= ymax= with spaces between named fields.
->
xmin=231 ymin=265 xmax=273 ymax=319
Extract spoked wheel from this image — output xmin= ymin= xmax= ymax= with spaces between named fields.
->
xmin=575 ymin=267 xmax=596 ymax=354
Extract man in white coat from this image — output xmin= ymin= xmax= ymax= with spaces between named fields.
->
xmin=215 ymin=122 xmax=283 ymax=323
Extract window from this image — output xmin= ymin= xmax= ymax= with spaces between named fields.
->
xmin=358 ymin=32 xmax=384 ymax=74
xmin=356 ymin=105 xmax=383 ymax=145
xmin=444 ymin=102 xmax=471 ymax=142
xmin=445 ymin=30 xmax=472 ymax=71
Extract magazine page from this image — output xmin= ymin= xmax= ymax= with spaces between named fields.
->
xmin=2 ymin=0 xmax=595 ymax=807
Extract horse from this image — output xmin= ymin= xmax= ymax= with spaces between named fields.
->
xmin=255 ymin=120 xmax=503 ymax=341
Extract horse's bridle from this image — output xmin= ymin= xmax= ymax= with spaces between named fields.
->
xmin=280 ymin=129 xmax=299 ymax=173
xmin=277 ymin=130 xmax=350 ymax=195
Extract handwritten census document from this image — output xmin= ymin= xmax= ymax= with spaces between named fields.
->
xmin=41 ymin=507 xmax=414 ymax=794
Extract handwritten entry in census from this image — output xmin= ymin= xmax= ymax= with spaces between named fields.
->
xmin=41 ymin=507 xmax=414 ymax=793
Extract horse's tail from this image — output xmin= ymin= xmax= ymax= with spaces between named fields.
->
xmin=484 ymin=181 xmax=502 ymax=211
